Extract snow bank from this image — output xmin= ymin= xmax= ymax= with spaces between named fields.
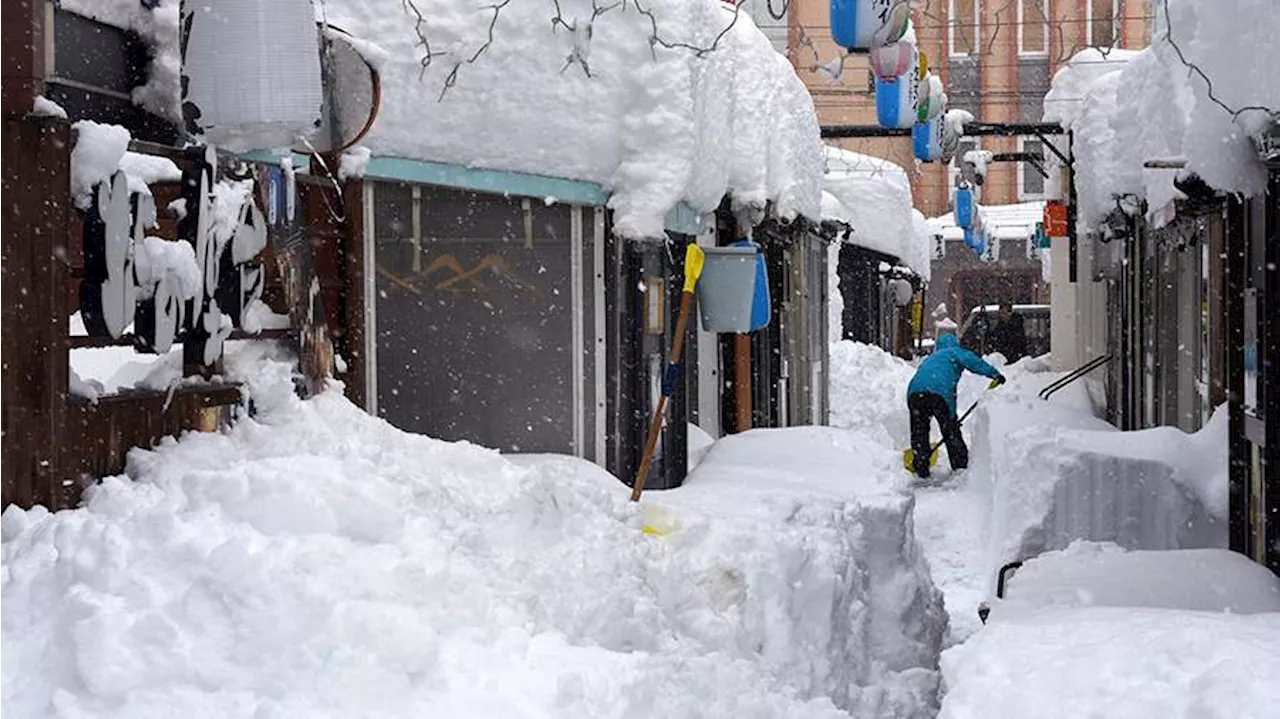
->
xmin=993 ymin=541 xmax=1280 ymax=617
xmin=1048 ymin=1 xmax=1280 ymax=229
xmin=829 ymin=341 xmax=917 ymax=451
xmin=939 ymin=605 xmax=1280 ymax=719
xmin=318 ymin=0 xmax=822 ymax=238
xmin=4 ymin=353 xmax=942 ymax=717
xmin=822 ymin=146 xmax=930 ymax=279
xmin=664 ymin=427 xmax=947 ymax=716
xmin=968 ymin=385 xmax=1229 ymax=587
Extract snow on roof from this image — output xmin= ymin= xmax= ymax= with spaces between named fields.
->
xmin=321 ymin=0 xmax=823 ymax=239
xmin=820 ymin=146 xmax=931 ymax=279
xmin=61 ymin=1 xmax=823 ymax=240
xmin=1047 ymin=1 xmax=1280 ymax=230
xmin=928 ymin=201 xmax=1045 ymax=242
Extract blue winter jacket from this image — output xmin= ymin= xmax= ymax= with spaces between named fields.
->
xmin=907 ymin=334 xmax=1003 ymax=415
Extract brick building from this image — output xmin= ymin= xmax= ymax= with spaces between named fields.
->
xmin=779 ymin=0 xmax=1150 ymax=217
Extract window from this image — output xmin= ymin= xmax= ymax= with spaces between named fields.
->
xmin=1018 ymin=138 xmax=1046 ymax=199
xmin=1018 ymin=0 xmax=1049 ymax=55
xmin=1088 ymin=0 xmax=1120 ymax=48
xmin=949 ymin=0 xmax=980 ymax=57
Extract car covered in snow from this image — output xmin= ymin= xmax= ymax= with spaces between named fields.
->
xmin=957 ymin=303 xmax=1050 ymax=359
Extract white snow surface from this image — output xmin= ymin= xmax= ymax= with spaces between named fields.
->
xmin=318 ymin=0 xmax=823 ymax=238
xmin=928 ymin=201 xmax=1045 ymax=243
xmin=968 ymin=366 xmax=1229 ymax=590
xmin=133 ymin=237 xmax=201 ymax=301
xmin=826 ymin=342 xmax=991 ymax=645
xmin=1047 ymin=1 xmax=1280 ymax=229
xmin=338 ymin=146 xmax=372 ymax=180
xmin=32 ymin=95 xmax=68 ymax=119
xmin=64 ymin=0 xmax=823 ymax=236
xmin=822 ymin=146 xmax=930 ymax=279
xmin=69 ymin=121 xmax=132 ymax=209
xmin=662 ymin=428 xmax=948 ymax=716
xmin=993 ymin=541 xmax=1280 ymax=617
xmin=939 ymin=605 xmax=1280 ymax=719
xmin=5 ymin=347 xmax=946 ymax=718
xmin=119 ymin=152 xmax=182 ymax=185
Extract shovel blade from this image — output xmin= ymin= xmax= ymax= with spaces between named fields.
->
xmin=902 ymin=445 xmax=941 ymax=472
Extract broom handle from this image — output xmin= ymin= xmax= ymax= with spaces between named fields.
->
xmin=630 ymin=290 xmax=695 ymax=502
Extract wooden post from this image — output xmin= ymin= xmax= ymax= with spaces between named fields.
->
xmin=2 ymin=118 xmax=71 ymax=510
xmin=734 ymin=333 xmax=751 ymax=432
xmin=1 ymin=0 xmax=45 ymax=120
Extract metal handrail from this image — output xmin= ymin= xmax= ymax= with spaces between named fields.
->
xmin=1038 ymin=354 xmax=1111 ymax=401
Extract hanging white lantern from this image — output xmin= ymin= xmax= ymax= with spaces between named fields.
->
xmin=830 ymin=0 xmax=910 ymax=51
xmin=183 ymin=0 xmax=324 ymax=152
xmin=870 ymin=41 xmax=915 ymax=79
xmin=875 ymin=45 xmax=921 ymax=129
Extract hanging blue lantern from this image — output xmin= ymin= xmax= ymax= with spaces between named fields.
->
xmin=913 ymin=118 xmax=943 ymax=163
xmin=831 ymin=0 xmax=911 ymax=51
xmin=954 ymin=186 xmax=974 ymax=229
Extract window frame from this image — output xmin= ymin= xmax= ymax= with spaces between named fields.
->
xmin=1017 ymin=0 xmax=1050 ymax=57
xmin=1086 ymin=0 xmax=1121 ymax=48
xmin=949 ymin=0 xmax=981 ymax=58
xmin=1018 ymin=137 xmax=1046 ymax=201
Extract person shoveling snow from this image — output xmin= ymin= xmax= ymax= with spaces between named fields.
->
xmin=905 ymin=334 xmax=1004 ymax=479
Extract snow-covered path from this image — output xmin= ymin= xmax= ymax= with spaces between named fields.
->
xmin=909 ymin=476 xmax=988 ymax=645
xmin=828 ymin=341 xmax=990 ymax=645
xmin=4 ymin=348 xmax=949 ymax=718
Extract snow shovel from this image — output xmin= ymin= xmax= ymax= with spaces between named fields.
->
xmin=631 ymin=243 xmax=706 ymax=502
xmin=901 ymin=379 xmax=1000 ymax=472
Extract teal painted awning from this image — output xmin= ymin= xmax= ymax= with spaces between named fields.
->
xmin=238 ymin=151 xmax=709 ymax=236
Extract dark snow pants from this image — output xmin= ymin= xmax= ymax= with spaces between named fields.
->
xmin=907 ymin=391 xmax=967 ymax=477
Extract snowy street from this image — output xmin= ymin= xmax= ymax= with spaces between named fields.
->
xmin=4 ymin=0 xmax=1280 ymax=717
xmin=8 ymin=339 xmax=1279 ymax=717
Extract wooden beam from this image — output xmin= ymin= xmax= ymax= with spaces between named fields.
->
xmin=1 ymin=0 xmax=45 ymax=119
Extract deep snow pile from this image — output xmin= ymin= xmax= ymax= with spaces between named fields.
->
xmin=828 ymin=341 xmax=916 ymax=451
xmin=822 ymin=147 xmax=931 ymax=279
xmin=662 ymin=428 xmax=948 ymax=717
xmin=1046 ymin=0 xmax=1280 ymax=229
xmin=990 ymin=541 xmax=1280 ymax=618
xmin=322 ymin=0 xmax=823 ymax=238
xmin=4 ymin=348 xmax=945 ymax=718
xmin=939 ymin=605 xmax=1280 ymax=719
xmin=941 ymin=543 xmax=1280 ymax=719
xmin=59 ymin=0 xmax=823 ymax=239
xmin=966 ymin=366 xmax=1229 ymax=587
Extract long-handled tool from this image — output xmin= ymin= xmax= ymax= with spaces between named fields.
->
xmin=631 ymin=243 xmax=705 ymax=502
xmin=902 ymin=379 xmax=1000 ymax=472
